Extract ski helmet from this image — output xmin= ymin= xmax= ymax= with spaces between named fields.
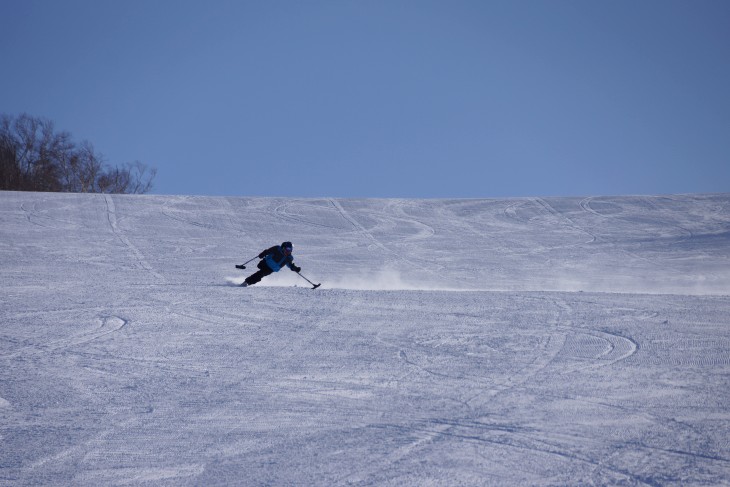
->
xmin=281 ymin=241 xmax=293 ymax=251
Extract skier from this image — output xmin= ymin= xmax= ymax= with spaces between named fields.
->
xmin=237 ymin=241 xmax=301 ymax=287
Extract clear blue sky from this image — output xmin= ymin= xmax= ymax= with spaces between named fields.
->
xmin=2 ymin=0 xmax=729 ymax=198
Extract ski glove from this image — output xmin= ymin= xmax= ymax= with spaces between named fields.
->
xmin=292 ymin=265 xmax=301 ymax=273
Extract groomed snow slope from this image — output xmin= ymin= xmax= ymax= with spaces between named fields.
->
xmin=1 ymin=192 xmax=729 ymax=486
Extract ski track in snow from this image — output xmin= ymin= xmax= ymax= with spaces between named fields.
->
xmin=104 ymin=194 xmax=165 ymax=282
xmin=1 ymin=191 xmax=729 ymax=486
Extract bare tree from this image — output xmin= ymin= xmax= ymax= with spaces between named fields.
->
xmin=122 ymin=161 xmax=157 ymax=194
xmin=0 ymin=116 xmax=23 ymax=190
xmin=70 ymin=141 xmax=105 ymax=193
xmin=0 ymin=113 xmax=156 ymax=194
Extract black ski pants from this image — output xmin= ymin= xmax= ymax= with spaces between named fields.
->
xmin=245 ymin=260 xmax=274 ymax=286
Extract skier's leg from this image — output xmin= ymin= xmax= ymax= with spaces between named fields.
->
xmin=245 ymin=265 xmax=273 ymax=286
xmin=245 ymin=270 xmax=263 ymax=285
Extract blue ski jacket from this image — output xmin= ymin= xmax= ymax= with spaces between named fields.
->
xmin=258 ymin=245 xmax=299 ymax=272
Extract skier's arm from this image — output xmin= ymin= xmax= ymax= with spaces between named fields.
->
xmin=287 ymin=260 xmax=301 ymax=273
xmin=258 ymin=246 xmax=278 ymax=259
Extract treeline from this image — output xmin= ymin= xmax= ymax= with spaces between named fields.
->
xmin=1 ymin=113 xmax=156 ymax=194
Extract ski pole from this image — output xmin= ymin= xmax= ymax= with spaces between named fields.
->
xmin=296 ymin=272 xmax=321 ymax=289
xmin=235 ymin=255 xmax=258 ymax=270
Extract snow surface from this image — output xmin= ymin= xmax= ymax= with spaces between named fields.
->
xmin=1 ymin=191 xmax=729 ymax=486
